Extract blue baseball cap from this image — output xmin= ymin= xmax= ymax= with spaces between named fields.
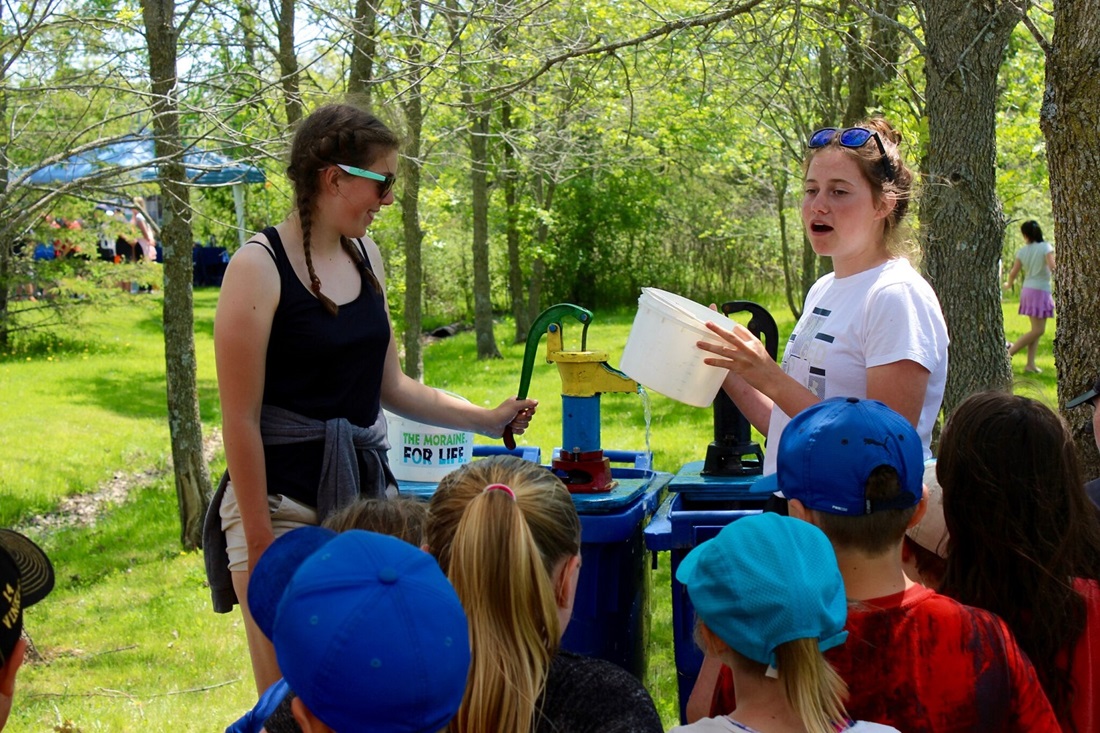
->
xmin=252 ymin=528 xmax=471 ymax=733
xmin=249 ymin=525 xmax=338 ymax=642
xmin=759 ymin=397 xmax=923 ymax=515
xmin=676 ymin=513 xmax=848 ymax=669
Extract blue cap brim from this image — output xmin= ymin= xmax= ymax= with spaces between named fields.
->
xmin=675 ymin=540 xmax=706 ymax=588
xmin=248 ymin=526 xmax=337 ymax=641
xmin=755 ymin=472 xmax=780 ymax=497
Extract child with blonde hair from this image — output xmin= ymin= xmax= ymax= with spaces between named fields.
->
xmin=425 ymin=455 xmax=662 ymax=733
xmin=671 ymin=513 xmax=897 ymax=733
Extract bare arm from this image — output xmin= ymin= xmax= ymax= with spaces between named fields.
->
xmin=1045 ymin=251 xmax=1055 ymax=272
xmin=866 ymin=359 xmax=931 ymax=427
xmin=0 ymin=638 xmax=26 ymax=730
xmin=701 ymin=321 xmax=931 ymax=433
xmin=214 ymin=242 xmax=280 ymax=572
xmin=718 ymin=371 xmax=775 ymax=435
xmin=359 ymin=237 xmax=537 ymax=437
xmin=1003 ymin=258 xmax=1023 ymax=290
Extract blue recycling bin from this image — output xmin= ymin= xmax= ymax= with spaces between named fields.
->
xmin=564 ymin=457 xmax=669 ymax=679
xmin=644 ymin=461 xmax=773 ymax=723
xmin=400 ymin=446 xmax=668 ymax=681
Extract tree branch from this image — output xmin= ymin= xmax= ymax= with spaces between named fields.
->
xmin=477 ymin=0 xmax=769 ymax=103
xmin=1018 ymin=1 xmax=1051 ymax=55
xmin=848 ymin=0 xmax=925 ymax=55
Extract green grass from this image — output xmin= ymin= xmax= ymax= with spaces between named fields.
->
xmin=3 ymin=288 xmax=1057 ymax=731
xmin=419 ymin=304 xmax=794 ymax=473
xmin=14 ymin=481 xmax=255 ymax=732
xmin=0 ymin=289 xmax=221 ymax=527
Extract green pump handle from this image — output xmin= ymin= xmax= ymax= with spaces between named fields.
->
xmin=502 ymin=303 xmax=593 ymax=449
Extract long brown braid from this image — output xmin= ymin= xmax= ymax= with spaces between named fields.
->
xmin=286 ymin=104 xmax=400 ymax=315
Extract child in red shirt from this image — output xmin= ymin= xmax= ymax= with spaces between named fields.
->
xmin=702 ymin=398 xmax=1062 ymax=733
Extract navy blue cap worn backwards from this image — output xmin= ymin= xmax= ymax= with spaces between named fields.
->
xmin=759 ymin=397 xmax=924 ymax=516
xmin=676 ymin=513 xmax=848 ymax=671
xmin=249 ymin=528 xmax=471 ymax=733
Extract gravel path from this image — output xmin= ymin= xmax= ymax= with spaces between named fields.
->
xmin=18 ymin=428 xmax=222 ymax=534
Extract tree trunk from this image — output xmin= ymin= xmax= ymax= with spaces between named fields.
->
xmin=842 ymin=21 xmax=870 ymax=126
xmin=470 ymin=102 xmax=501 ymax=359
xmin=842 ymin=0 xmax=903 ymax=125
xmin=919 ymin=0 xmax=1021 ymax=417
xmin=142 ymin=0 xmax=212 ymax=549
xmin=526 ymin=174 xmax=553 ymax=327
xmin=799 ymin=232 xmax=816 ymax=304
xmin=234 ymin=0 xmax=258 ymax=71
xmin=1041 ymin=0 xmax=1100 ymax=481
xmin=275 ymin=0 xmax=302 ymax=125
xmin=347 ymin=0 xmax=377 ymax=101
xmin=0 ymin=6 xmax=9 ymax=350
xmin=0 ymin=239 xmax=8 ymax=347
xmin=501 ymin=100 xmax=526 ymax=344
xmin=400 ymin=0 xmax=426 ymax=380
xmin=775 ymin=172 xmax=802 ymax=319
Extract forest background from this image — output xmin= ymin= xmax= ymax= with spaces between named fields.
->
xmin=1 ymin=1 xmax=1098 ymax=544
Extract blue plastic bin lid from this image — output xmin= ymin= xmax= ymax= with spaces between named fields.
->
xmin=668 ymin=460 xmax=776 ymax=500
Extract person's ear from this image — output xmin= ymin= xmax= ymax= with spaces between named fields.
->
xmin=555 ymin=554 xmax=582 ymax=610
xmin=697 ymin=623 xmax=731 ymax=658
xmin=787 ymin=498 xmax=810 ymax=522
xmin=907 ymin=484 xmax=929 ymax=529
xmin=291 ymin=696 xmax=334 ymax=733
xmin=320 ymin=165 xmax=343 ymax=197
xmin=875 ymin=190 xmax=898 ymax=220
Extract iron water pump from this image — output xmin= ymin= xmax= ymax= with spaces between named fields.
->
xmin=504 ymin=304 xmax=640 ymax=493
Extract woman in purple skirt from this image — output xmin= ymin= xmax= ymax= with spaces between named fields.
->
xmin=1004 ymin=220 xmax=1055 ymax=373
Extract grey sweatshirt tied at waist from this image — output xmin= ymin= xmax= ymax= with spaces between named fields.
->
xmin=202 ymin=405 xmax=397 ymax=613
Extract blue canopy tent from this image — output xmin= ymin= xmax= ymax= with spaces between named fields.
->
xmin=22 ymin=137 xmax=266 ymax=248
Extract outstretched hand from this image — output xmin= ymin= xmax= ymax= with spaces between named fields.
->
xmin=697 ymin=319 xmax=781 ymax=394
xmin=485 ymin=397 xmax=538 ymax=439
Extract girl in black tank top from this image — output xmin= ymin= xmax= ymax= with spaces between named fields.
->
xmin=259 ymin=226 xmax=389 ymax=505
xmin=212 ymin=103 xmax=538 ymax=695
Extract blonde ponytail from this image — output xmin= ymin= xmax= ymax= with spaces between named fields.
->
xmin=426 ymin=456 xmax=582 ymax=733
xmin=775 ymin=638 xmax=850 ymax=733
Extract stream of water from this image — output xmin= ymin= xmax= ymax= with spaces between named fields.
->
xmin=639 ymin=385 xmax=653 ymax=468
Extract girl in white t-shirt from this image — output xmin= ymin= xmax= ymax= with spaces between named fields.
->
xmin=1003 ymin=220 xmax=1054 ymax=374
xmin=697 ymin=118 xmax=948 ymax=472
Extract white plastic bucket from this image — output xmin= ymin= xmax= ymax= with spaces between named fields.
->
xmin=619 ymin=288 xmax=732 ymax=408
xmin=384 ymin=396 xmax=475 ymax=483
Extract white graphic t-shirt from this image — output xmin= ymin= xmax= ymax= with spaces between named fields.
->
xmin=763 ymin=258 xmax=949 ymax=475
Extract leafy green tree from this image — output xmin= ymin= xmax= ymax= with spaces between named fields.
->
xmin=1036 ymin=0 xmax=1100 ymax=481
xmin=0 ymin=0 xmax=147 ymax=345
xmin=919 ymin=0 xmax=1024 ymax=416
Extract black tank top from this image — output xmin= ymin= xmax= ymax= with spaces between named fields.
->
xmin=260 ymin=227 xmax=390 ymax=505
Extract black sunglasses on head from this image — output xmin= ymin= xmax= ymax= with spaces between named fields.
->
xmin=808 ymin=127 xmax=896 ymax=182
